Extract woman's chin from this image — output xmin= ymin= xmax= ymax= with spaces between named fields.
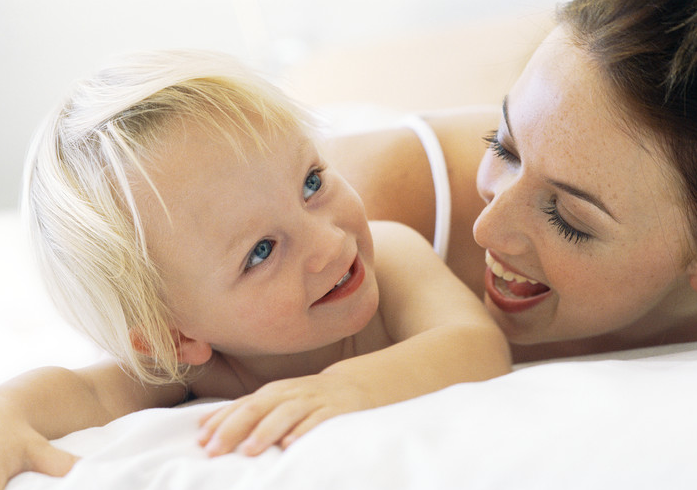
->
xmin=484 ymin=294 xmax=547 ymax=345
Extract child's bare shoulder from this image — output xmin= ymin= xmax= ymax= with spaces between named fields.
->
xmin=369 ymin=220 xmax=444 ymax=278
xmin=368 ymin=220 xmax=432 ymax=251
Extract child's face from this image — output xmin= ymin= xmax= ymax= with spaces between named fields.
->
xmin=137 ymin=118 xmax=379 ymax=360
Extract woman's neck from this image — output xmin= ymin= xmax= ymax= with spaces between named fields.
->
xmin=512 ymin=275 xmax=697 ymax=363
xmin=511 ymin=312 xmax=697 ymax=364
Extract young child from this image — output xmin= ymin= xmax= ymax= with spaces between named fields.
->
xmin=0 ymin=49 xmax=511 ymax=486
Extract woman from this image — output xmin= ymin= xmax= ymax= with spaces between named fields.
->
xmin=326 ymin=0 xmax=697 ymax=363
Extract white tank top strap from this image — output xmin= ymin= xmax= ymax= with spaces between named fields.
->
xmin=401 ymin=114 xmax=451 ymax=261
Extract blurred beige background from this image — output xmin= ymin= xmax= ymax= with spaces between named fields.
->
xmin=0 ymin=0 xmax=555 ymax=211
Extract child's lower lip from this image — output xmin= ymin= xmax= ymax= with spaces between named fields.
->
xmin=311 ymin=257 xmax=364 ymax=307
xmin=484 ymin=267 xmax=551 ymax=313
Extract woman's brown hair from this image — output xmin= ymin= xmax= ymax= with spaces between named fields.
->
xmin=559 ymin=0 xmax=697 ymax=240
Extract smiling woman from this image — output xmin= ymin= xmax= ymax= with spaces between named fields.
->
xmin=325 ymin=0 xmax=697 ymax=363
xmin=473 ymin=25 xmax=697 ymax=350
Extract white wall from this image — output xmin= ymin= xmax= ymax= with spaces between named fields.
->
xmin=0 ymin=0 xmax=556 ymax=210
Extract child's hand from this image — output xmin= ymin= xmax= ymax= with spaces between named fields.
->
xmin=197 ymin=373 xmax=369 ymax=457
xmin=0 ymin=409 xmax=78 ymax=488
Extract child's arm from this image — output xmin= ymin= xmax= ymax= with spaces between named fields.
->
xmin=198 ymin=221 xmax=511 ymax=456
xmin=354 ymin=220 xmax=512 ymax=386
xmin=0 ymin=360 xmax=186 ymax=488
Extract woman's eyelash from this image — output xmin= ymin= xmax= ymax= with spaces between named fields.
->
xmin=483 ymin=131 xmax=518 ymax=163
xmin=482 ymin=131 xmax=591 ymax=245
xmin=542 ymin=202 xmax=592 ymax=244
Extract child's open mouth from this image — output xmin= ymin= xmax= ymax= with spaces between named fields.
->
xmin=312 ymin=257 xmax=364 ymax=306
xmin=484 ymin=250 xmax=551 ymax=313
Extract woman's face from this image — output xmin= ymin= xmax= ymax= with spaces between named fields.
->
xmin=473 ymin=27 xmax=697 ymax=345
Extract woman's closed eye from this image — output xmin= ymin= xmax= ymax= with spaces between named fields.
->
xmin=303 ymin=168 xmax=324 ymax=200
xmin=483 ymin=131 xmax=519 ymax=164
xmin=246 ymin=239 xmax=275 ymax=269
xmin=542 ymin=199 xmax=592 ymax=244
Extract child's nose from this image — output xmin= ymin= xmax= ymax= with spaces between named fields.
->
xmin=305 ymin=220 xmax=346 ymax=274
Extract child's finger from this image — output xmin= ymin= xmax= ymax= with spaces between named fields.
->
xmin=197 ymin=403 xmax=241 ymax=447
xmin=237 ymin=399 xmax=312 ymax=456
xmin=198 ymin=407 xmax=222 ymax=427
xmin=280 ymin=410 xmax=335 ymax=450
xmin=202 ymin=400 xmax=273 ymax=457
xmin=198 ymin=398 xmax=245 ymax=428
xmin=198 ymin=402 xmax=234 ymax=430
xmin=26 ymin=440 xmax=79 ymax=477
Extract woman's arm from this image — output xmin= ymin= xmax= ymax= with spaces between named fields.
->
xmin=0 ymin=360 xmax=186 ymax=488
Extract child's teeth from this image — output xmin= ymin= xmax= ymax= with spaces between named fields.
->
xmin=335 ymin=271 xmax=351 ymax=288
xmin=485 ymin=251 xmax=538 ymax=285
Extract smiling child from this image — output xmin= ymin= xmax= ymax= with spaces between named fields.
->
xmin=0 ymin=49 xmax=511 ymax=486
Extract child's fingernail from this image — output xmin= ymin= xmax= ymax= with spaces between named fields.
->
xmin=239 ymin=437 xmax=262 ymax=456
xmin=204 ymin=437 xmax=224 ymax=457
xmin=197 ymin=428 xmax=211 ymax=445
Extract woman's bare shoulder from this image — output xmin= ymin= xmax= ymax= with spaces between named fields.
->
xmin=321 ymin=106 xmax=500 ymax=295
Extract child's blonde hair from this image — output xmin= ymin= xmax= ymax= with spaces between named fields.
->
xmin=22 ymin=49 xmax=311 ymax=384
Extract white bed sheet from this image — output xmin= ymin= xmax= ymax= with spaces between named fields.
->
xmin=7 ymin=343 xmax=697 ymax=490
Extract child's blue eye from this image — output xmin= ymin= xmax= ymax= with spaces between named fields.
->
xmin=303 ymin=170 xmax=322 ymax=200
xmin=246 ymin=239 xmax=274 ymax=269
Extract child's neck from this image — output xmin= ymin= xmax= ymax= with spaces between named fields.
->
xmin=222 ymin=337 xmax=356 ymax=389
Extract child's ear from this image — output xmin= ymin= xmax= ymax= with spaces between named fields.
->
xmin=129 ymin=329 xmax=154 ymax=357
xmin=129 ymin=329 xmax=213 ymax=366
xmin=175 ymin=332 xmax=213 ymax=366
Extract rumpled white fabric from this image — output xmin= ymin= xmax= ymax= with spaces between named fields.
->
xmin=8 ymin=343 xmax=697 ymax=490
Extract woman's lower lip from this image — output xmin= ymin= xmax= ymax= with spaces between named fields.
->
xmin=484 ymin=267 xmax=551 ymax=313
xmin=311 ymin=256 xmax=365 ymax=307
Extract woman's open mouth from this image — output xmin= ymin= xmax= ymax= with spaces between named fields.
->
xmin=312 ymin=256 xmax=365 ymax=307
xmin=484 ymin=250 xmax=551 ymax=313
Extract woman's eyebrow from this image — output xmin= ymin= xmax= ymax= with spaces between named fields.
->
xmin=502 ymin=95 xmax=515 ymax=142
xmin=546 ymin=178 xmax=619 ymax=222
xmin=502 ymin=95 xmax=618 ymax=223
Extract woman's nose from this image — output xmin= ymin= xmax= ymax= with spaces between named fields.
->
xmin=476 ymin=158 xmax=496 ymax=207
xmin=473 ymin=161 xmax=530 ymax=256
xmin=305 ymin=218 xmax=346 ymax=274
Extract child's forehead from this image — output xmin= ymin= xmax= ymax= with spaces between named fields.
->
xmin=157 ymin=111 xmax=312 ymax=157
xmin=136 ymin=114 xmax=317 ymax=200
xmin=133 ymin=117 xmax=320 ymax=258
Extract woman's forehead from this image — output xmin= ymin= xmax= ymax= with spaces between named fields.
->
xmin=507 ymin=27 xmax=686 ymax=220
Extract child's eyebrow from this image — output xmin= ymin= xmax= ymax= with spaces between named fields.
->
xmin=296 ymin=137 xmax=316 ymax=161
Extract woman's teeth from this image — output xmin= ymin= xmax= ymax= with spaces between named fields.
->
xmin=334 ymin=270 xmax=351 ymax=289
xmin=485 ymin=251 xmax=538 ymax=285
